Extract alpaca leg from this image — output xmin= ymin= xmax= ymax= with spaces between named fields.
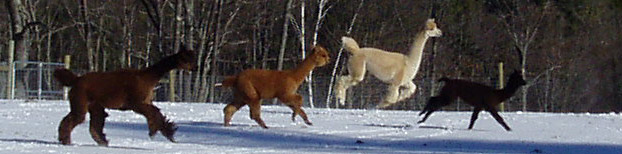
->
xmin=334 ymin=76 xmax=351 ymax=105
xmin=248 ymin=99 xmax=268 ymax=128
xmin=468 ymin=107 xmax=483 ymax=130
xmin=132 ymin=104 xmax=177 ymax=142
xmin=397 ymin=81 xmax=417 ymax=102
xmin=487 ymin=108 xmax=512 ymax=131
xmin=335 ymin=56 xmax=366 ymax=105
xmin=88 ymin=104 xmax=109 ymax=146
xmin=223 ymin=98 xmax=246 ymax=127
xmin=418 ymin=95 xmax=457 ymax=123
xmin=417 ymin=97 xmax=440 ymax=123
xmin=280 ymin=94 xmax=312 ymax=126
xmin=235 ymin=80 xmax=267 ymax=128
xmin=377 ymin=84 xmax=400 ymax=108
xmin=58 ymin=93 xmax=88 ymax=145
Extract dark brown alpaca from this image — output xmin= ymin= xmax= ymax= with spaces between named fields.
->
xmin=53 ymin=46 xmax=196 ymax=146
xmin=417 ymin=70 xmax=526 ymax=131
xmin=220 ymin=46 xmax=330 ymax=128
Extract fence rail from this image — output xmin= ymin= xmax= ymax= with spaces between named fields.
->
xmin=2 ymin=61 xmax=66 ymax=100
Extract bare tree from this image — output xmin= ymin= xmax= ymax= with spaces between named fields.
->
xmin=205 ymin=0 xmax=223 ymax=102
xmin=78 ymin=0 xmax=94 ymax=71
xmin=139 ymin=0 xmax=166 ymax=56
xmin=325 ymin=0 xmax=364 ymax=109
xmin=121 ymin=0 xmax=134 ymax=68
xmin=277 ymin=0 xmax=293 ymax=71
xmin=306 ymin=0 xmax=331 ymax=107
xmin=495 ymin=0 xmax=551 ymax=111
xmin=6 ymin=0 xmax=32 ymax=66
xmin=194 ymin=0 xmax=217 ymax=102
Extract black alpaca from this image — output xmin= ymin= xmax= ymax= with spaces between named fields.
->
xmin=417 ymin=70 xmax=526 ymax=131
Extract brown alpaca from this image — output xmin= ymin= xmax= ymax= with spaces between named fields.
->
xmin=220 ymin=46 xmax=330 ymax=128
xmin=53 ymin=46 xmax=197 ymax=146
xmin=417 ymin=70 xmax=526 ymax=131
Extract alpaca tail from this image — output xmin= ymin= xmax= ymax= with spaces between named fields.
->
xmin=54 ymin=68 xmax=78 ymax=87
xmin=216 ymin=76 xmax=237 ymax=87
xmin=341 ymin=37 xmax=361 ymax=55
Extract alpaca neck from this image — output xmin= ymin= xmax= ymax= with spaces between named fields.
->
xmin=290 ymin=56 xmax=317 ymax=84
xmin=407 ymin=32 xmax=430 ymax=67
xmin=499 ymin=81 xmax=523 ymax=101
xmin=144 ymin=54 xmax=178 ymax=81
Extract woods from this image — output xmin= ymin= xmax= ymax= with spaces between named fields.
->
xmin=1 ymin=0 xmax=621 ymax=112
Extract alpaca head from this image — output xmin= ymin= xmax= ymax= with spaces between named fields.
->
xmin=175 ymin=45 xmax=198 ymax=71
xmin=509 ymin=70 xmax=527 ymax=86
xmin=425 ymin=18 xmax=442 ymax=37
xmin=310 ymin=45 xmax=330 ymax=67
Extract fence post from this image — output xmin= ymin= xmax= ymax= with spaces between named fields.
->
xmin=7 ymin=40 xmax=15 ymax=99
xmin=38 ymin=62 xmax=43 ymax=100
xmin=498 ymin=62 xmax=505 ymax=112
xmin=169 ymin=70 xmax=176 ymax=102
xmin=63 ymin=55 xmax=71 ymax=100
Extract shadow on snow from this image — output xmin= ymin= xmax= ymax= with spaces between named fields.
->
xmin=103 ymin=121 xmax=622 ymax=154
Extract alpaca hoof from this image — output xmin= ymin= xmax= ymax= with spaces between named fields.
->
xmin=161 ymin=122 xmax=177 ymax=143
xmin=148 ymin=131 xmax=157 ymax=138
xmin=165 ymin=136 xmax=177 ymax=143
xmin=305 ymin=121 xmax=313 ymax=126
xmin=96 ymin=140 xmax=109 ymax=147
xmin=59 ymin=138 xmax=71 ymax=145
xmin=160 ymin=131 xmax=177 ymax=143
xmin=337 ymin=99 xmax=345 ymax=106
xmin=291 ymin=114 xmax=296 ymax=122
xmin=376 ymin=103 xmax=392 ymax=109
xmin=417 ymin=120 xmax=424 ymax=124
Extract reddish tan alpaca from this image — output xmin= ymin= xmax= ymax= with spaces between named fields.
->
xmin=53 ymin=46 xmax=197 ymax=146
xmin=417 ymin=70 xmax=526 ymax=131
xmin=220 ymin=46 xmax=330 ymax=128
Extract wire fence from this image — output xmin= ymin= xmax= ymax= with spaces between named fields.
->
xmin=0 ymin=61 xmax=66 ymax=100
xmin=0 ymin=61 xmax=525 ymax=112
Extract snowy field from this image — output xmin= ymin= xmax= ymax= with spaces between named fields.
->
xmin=0 ymin=100 xmax=621 ymax=154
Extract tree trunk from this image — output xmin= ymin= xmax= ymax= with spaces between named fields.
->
xmin=308 ymin=0 xmax=330 ymax=108
xmin=197 ymin=0 xmax=219 ymax=103
xmin=78 ymin=0 xmax=94 ymax=71
xmin=277 ymin=0 xmax=293 ymax=71
xmin=208 ymin=0 xmax=223 ymax=103
xmin=6 ymin=0 xmax=31 ymax=67
xmin=122 ymin=0 xmax=134 ymax=68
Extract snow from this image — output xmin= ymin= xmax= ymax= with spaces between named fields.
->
xmin=0 ymin=100 xmax=621 ymax=154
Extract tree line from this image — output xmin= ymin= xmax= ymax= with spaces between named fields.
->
xmin=2 ymin=0 xmax=621 ymax=112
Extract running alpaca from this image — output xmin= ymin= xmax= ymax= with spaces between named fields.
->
xmin=53 ymin=46 xmax=197 ymax=146
xmin=335 ymin=19 xmax=442 ymax=108
xmin=220 ymin=46 xmax=330 ymax=128
xmin=417 ymin=70 xmax=527 ymax=131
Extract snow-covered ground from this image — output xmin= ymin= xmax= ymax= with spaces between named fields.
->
xmin=0 ymin=100 xmax=621 ymax=154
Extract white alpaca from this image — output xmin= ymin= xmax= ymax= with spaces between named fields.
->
xmin=335 ymin=19 xmax=442 ymax=108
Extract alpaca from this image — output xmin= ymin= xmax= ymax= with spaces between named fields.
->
xmin=53 ymin=46 xmax=197 ymax=146
xmin=335 ymin=19 xmax=442 ymax=109
xmin=417 ymin=70 xmax=527 ymax=131
xmin=220 ymin=46 xmax=330 ymax=128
